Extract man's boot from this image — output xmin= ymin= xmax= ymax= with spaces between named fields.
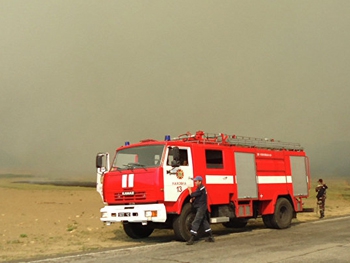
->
xmin=186 ymin=235 xmax=195 ymax=245
xmin=205 ymin=231 xmax=215 ymax=242
xmin=320 ymin=211 xmax=324 ymax=218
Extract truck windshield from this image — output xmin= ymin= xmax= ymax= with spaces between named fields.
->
xmin=112 ymin=145 xmax=165 ymax=170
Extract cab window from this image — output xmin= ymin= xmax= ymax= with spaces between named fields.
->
xmin=167 ymin=148 xmax=189 ymax=166
xmin=206 ymin=150 xmax=223 ymax=168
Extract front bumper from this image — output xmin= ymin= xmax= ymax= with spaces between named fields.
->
xmin=100 ymin=203 xmax=167 ymax=225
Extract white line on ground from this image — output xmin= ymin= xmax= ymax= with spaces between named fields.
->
xmin=311 ymin=215 xmax=350 ymax=224
xmin=27 ymin=241 xmax=178 ymax=263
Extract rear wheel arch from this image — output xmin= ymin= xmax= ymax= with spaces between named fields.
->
xmin=278 ymin=195 xmax=295 ymax=209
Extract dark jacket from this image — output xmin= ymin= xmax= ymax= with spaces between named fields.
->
xmin=190 ymin=184 xmax=208 ymax=209
xmin=316 ymin=183 xmax=328 ymax=199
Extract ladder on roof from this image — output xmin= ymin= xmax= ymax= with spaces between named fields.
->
xmin=173 ymin=131 xmax=304 ymax=151
xmin=217 ymin=134 xmax=304 ymax=151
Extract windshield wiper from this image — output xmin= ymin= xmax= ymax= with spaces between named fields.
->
xmin=124 ymin=163 xmax=148 ymax=171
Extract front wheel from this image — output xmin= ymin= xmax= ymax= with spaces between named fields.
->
xmin=172 ymin=203 xmax=195 ymax=241
xmin=270 ymin=198 xmax=293 ymax=229
xmin=123 ymin=222 xmax=154 ymax=239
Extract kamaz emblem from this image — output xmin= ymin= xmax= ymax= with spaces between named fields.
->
xmin=122 ymin=191 xmax=134 ymax=196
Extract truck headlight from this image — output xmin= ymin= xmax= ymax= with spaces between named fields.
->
xmin=145 ymin=211 xmax=157 ymax=217
xmin=145 ymin=211 xmax=152 ymax=217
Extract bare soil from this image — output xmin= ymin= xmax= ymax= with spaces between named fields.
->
xmin=1 ymin=176 xmax=349 ymax=262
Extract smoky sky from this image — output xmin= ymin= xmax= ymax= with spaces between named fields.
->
xmin=1 ymin=1 xmax=350 ymax=180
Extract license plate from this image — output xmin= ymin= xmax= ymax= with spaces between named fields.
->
xmin=118 ymin=212 xmax=131 ymax=217
xmin=122 ymin=191 xmax=134 ymax=196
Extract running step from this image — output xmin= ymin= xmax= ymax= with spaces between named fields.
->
xmin=210 ymin=217 xmax=230 ymax=223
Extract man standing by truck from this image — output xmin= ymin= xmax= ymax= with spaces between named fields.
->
xmin=316 ymin=178 xmax=328 ymax=218
xmin=187 ymin=176 xmax=215 ymax=245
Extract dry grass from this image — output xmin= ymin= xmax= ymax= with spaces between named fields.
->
xmin=0 ymin=175 xmax=349 ymax=262
xmin=297 ymin=177 xmax=350 ymax=222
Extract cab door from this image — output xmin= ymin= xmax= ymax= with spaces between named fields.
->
xmin=163 ymin=147 xmax=193 ymax=201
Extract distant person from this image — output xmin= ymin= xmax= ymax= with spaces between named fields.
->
xmin=315 ymin=178 xmax=328 ymax=218
xmin=186 ymin=176 xmax=214 ymax=245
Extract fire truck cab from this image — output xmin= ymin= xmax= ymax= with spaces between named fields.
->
xmin=96 ymin=131 xmax=311 ymax=241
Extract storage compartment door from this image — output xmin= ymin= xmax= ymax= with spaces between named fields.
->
xmin=235 ymin=152 xmax=258 ymax=199
xmin=290 ymin=156 xmax=308 ymax=196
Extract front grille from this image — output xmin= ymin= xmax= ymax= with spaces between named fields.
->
xmin=114 ymin=191 xmax=147 ymax=202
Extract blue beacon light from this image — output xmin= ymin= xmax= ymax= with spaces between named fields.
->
xmin=125 ymin=141 xmax=130 ymax=146
xmin=165 ymin=135 xmax=171 ymax=141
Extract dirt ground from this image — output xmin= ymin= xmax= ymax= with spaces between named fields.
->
xmin=1 ymin=176 xmax=350 ymax=262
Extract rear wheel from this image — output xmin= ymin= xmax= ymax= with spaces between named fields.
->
xmin=123 ymin=222 xmax=154 ymax=239
xmin=270 ymin=198 xmax=293 ymax=229
xmin=222 ymin=218 xmax=248 ymax=228
xmin=262 ymin=214 xmax=274 ymax=228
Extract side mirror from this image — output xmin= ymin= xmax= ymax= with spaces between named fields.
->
xmin=96 ymin=155 xmax=103 ymax=168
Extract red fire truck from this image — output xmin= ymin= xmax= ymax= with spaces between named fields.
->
xmin=96 ymin=131 xmax=311 ymax=241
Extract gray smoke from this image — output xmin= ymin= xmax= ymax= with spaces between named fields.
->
xmin=1 ymin=1 xmax=350 ymax=180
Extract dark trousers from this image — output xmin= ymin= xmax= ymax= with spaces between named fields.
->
xmin=190 ymin=206 xmax=211 ymax=236
xmin=317 ymin=196 xmax=326 ymax=217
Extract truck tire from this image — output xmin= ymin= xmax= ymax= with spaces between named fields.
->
xmin=173 ymin=203 xmax=195 ymax=241
xmin=172 ymin=203 xmax=196 ymax=241
xmin=222 ymin=218 xmax=248 ymax=228
xmin=270 ymin=198 xmax=293 ymax=229
xmin=262 ymin=214 xmax=274 ymax=228
xmin=122 ymin=222 xmax=154 ymax=239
